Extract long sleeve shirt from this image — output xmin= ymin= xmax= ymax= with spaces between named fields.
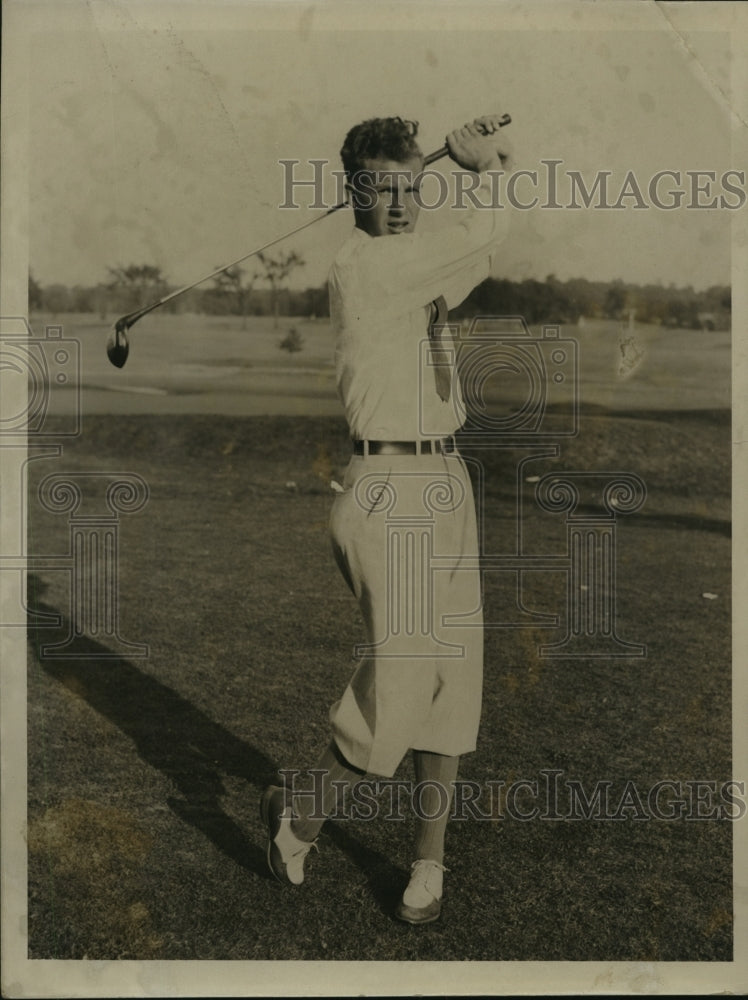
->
xmin=328 ymin=172 xmax=511 ymax=441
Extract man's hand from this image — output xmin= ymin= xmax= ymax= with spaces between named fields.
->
xmin=446 ymin=115 xmax=512 ymax=173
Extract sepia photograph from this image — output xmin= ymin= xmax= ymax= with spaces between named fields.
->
xmin=1 ymin=0 xmax=747 ymax=996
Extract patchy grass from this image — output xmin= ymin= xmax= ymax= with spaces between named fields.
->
xmin=26 ymin=408 xmax=731 ymax=960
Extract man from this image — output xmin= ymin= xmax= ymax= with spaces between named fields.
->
xmin=262 ymin=113 xmax=512 ymax=924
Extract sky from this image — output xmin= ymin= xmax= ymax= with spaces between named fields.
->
xmin=19 ymin=1 xmax=738 ymax=293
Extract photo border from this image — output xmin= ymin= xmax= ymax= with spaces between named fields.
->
xmin=2 ymin=1 xmax=746 ymax=995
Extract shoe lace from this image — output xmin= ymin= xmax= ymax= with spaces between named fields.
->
xmin=410 ymin=858 xmax=447 ymax=896
xmin=294 ymin=838 xmax=319 ymax=859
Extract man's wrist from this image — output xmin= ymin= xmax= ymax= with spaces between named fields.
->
xmin=474 ymin=155 xmax=504 ymax=174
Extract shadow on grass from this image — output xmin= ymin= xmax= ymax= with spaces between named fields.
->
xmin=322 ymin=821 xmax=405 ymax=923
xmin=27 ymin=579 xmax=279 ymax=878
xmin=27 ymin=576 xmax=400 ymax=912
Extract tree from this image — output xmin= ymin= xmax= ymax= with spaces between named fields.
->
xmin=94 ymin=283 xmax=111 ymax=320
xmin=604 ymin=282 xmax=627 ymax=319
xmin=301 ymin=284 xmax=329 ymax=319
xmin=256 ymin=250 xmax=305 ymax=328
xmin=279 ymin=326 xmax=304 ymax=353
xmin=42 ymin=283 xmax=72 ymax=316
xmin=71 ymin=285 xmax=96 ymax=312
xmin=28 ymin=272 xmax=43 ymax=311
xmin=208 ymin=265 xmax=257 ymax=329
xmin=106 ymin=264 xmax=168 ymax=313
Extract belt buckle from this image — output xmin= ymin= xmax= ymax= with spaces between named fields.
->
xmin=417 ymin=439 xmax=442 ymax=455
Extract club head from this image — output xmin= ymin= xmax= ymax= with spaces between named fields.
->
xmin=107 ymin=325 xmax=129 ymax=368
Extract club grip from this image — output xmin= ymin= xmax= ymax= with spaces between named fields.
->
xmin=423 ymin=112 xmax=511 ymax=166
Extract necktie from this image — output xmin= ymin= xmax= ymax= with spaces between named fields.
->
xmin=428 ymin=295 xmax=452 ymax=402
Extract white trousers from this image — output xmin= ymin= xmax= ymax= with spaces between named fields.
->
xmin=328 ymin=450 xmax=484 ymax=777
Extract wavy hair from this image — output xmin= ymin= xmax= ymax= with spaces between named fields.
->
xmin=340 ymin=117 xmax=422 ymax=180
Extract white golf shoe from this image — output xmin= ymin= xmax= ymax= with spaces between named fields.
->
xmin=260 ymin=785 xmax=317 ymax=885
xmin=396 ymin=859 xmax=446 ymax=924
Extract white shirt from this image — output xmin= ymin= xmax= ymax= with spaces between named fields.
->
xmin=329 ymin=172 xmax=510 ymax=441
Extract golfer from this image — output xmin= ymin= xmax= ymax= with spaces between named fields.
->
xmin=262 ymin=113 xmax=512 ymax=924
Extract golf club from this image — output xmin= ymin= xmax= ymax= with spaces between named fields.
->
xmin=106 ymin=112 xmax=511 ymax=367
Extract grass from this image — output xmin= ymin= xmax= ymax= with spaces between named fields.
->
xmin=28 ymin=311 xmax=730 ymax=415
xmin=25 ymin=403 xmax=732 ymax=961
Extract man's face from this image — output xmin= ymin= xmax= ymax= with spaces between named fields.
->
xmin=350 ymin=156 xmax=423 ymax=238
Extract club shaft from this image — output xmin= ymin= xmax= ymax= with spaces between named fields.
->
xmin=114 ymin=113 xmax=510 ymax=333
xmin=115 ymin=202 xmax=348 ymax=331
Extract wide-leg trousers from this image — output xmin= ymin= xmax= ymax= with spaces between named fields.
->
xmin=328 ymin=450 xmax=484 ymax=778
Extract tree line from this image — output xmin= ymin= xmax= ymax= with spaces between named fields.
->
xmin=28 ymin=251 xmax=315 ymax=328
xmin=29 ymin=259 xmax=730 ymax=331
xmin=450 ymin=275 xmax=730 ymax=330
